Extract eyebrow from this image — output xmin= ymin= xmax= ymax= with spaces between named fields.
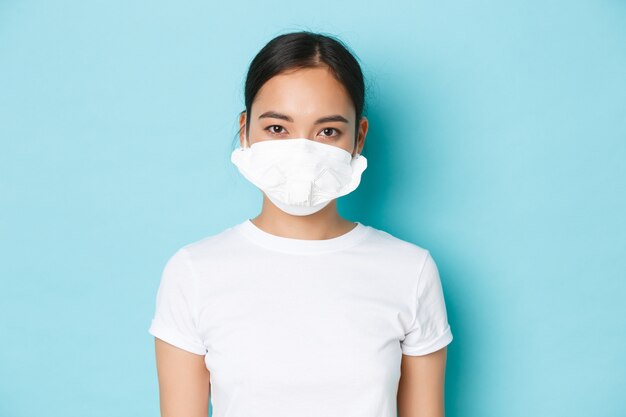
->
xmin=258 ymin=111 xmax=349 ymax=124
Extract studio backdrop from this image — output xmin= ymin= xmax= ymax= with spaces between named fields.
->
xmin=0 ymin=1 xmax=624 ymax=416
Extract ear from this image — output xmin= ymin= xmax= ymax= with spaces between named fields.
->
xmin=355 ymin=116 xmax=368 ymax=155
xmin=238 ymin=111 xmax=247 ymax=147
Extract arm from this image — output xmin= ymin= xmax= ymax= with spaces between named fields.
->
xmin=154 ymin=337 xmax=211 ymax=417
xmin=397 ymin=346 xmax=448 ymax=417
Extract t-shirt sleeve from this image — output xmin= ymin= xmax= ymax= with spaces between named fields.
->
xmin=148 ymin=247 xmax=207 ymax=355
xmin=400 ymin=251 xmax=453 ymax=356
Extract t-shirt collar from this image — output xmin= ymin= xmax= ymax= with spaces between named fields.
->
xmin=234 ymin=218 xmax=370 ymax=254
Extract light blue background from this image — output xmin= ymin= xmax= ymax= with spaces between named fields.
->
xmin=1 ymin=1 xmax=624 ymax=416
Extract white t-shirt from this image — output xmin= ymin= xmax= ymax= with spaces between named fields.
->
xmin=148 ymin=219 xmax=453 ymax=417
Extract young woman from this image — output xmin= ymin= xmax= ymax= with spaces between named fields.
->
xmin=149 ymin=31 xmax=454 ymax=417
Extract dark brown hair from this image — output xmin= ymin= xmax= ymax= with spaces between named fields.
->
xmin=237 ymin=30 xmax=367 ymax=146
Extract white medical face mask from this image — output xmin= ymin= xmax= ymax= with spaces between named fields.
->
xmin=230 ymin=137 xmax=367 ymax=216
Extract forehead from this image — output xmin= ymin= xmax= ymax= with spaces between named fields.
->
xmin=251 ymin=67 xmax=355 ymax=120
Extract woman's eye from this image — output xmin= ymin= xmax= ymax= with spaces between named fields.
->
xmin=264 ymin=126 xmax=340 ymax=137
xmin=266 ymin=125 xmax=286 ymax=135
xmin=320 ymin=128 xmax=340 ymax=138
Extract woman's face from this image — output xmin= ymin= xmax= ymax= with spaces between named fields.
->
xmin=240 ymin=66 xmax=368 ymax=157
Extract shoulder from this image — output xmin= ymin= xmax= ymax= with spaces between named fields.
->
xmin=175 ymin=224 xmax=241 ymax=263
xmin=361 ymin=223 xmax=431 ymax=265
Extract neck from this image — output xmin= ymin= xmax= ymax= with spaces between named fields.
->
xmin=250 ymin=196 xmax=356 ymax=240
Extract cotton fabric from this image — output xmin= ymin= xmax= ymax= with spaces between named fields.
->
xmin=148 ymin=218 xmax=453 ymax=417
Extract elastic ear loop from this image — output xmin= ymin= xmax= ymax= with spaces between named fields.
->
xmin=352 ymin=136 xmax=360 ymax=158
xmin=242 ymin=124 xmax=249 ymax=149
